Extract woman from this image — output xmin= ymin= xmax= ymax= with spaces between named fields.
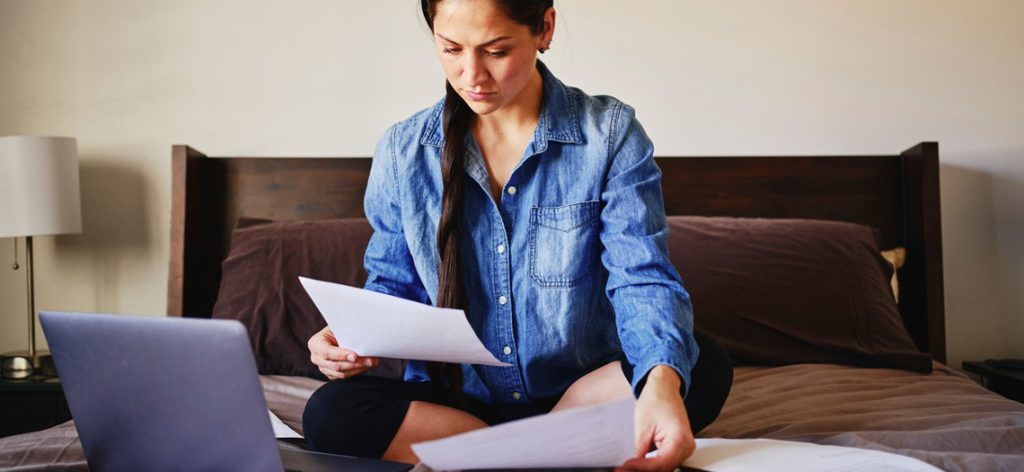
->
xmin=303 ymin=1 xmax=733 ymax=469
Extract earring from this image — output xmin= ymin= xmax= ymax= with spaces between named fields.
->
xmin=539 ymin=40 xmax=552 ymax=53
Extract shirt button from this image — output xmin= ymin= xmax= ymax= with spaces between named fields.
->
xmin=507 ymin=186 xmax=517 ymax=195
xmin=497 ymin=244 xmax=505 ymax=254
xmin=498 ymin=295 xmax=507 ymax=305
xmin=502 ymin=345 xmax=512 ymax=355
xmin=511 ymin=391 xmax=522 ymax=400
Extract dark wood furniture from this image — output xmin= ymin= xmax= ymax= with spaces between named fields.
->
xmin=0 ymin=375 xmax=70 ymax=438
xmin=167 ymin=142 xmax=945 ymax=363
xmin=963 ymin=361 xmax=1024 ymax=403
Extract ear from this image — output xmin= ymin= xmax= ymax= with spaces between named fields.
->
xmin=541 ymin=7 xmax=556 ymax=46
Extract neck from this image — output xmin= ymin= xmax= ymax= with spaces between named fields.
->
xmin=475 ymin=67 xmax=544 ymax=135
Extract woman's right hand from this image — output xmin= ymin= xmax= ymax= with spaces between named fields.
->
xmin=308 ymin=326 xmax=380 ymax=380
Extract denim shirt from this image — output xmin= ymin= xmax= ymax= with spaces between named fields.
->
xmin=362 ymin=61 xmax=698 ymax=413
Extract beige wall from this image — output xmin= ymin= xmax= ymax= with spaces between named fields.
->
xmin=1 ymin=0 xmax=1021 ymax=371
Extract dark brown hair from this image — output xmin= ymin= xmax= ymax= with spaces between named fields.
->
xmin=419 ymin=0 xmax=553 ymax=397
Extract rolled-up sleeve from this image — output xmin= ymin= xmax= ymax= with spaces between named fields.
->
xmin=362 ymin=125 xmax=431 ymax=305
xmin=599 ymin=104 xmax=699 ymax=397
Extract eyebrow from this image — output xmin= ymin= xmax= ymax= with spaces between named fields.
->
xmin=436 ymin=33 xmax=513 ymax=47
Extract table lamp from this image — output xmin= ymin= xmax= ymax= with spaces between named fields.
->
xmin=0 ymin=136 xmax=82 ymax=379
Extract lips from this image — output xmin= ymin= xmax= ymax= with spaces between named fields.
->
xmin=465 ymin=90 xmax=495 ymax=101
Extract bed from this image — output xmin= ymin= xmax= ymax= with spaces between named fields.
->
xmin=1 ymin=142 xmax=1022 ymax=471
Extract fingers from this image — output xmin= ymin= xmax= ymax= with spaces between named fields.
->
xmin=322 ymin=327 xmax=337 ymax=343
xmin=618 ymin=457 xmax=667 ymax=472
xmin=621 ymin=438 xmax=685 ymax=471
xmin=317 ymin=355 xmax=379 ymax=372
xmin=325 ymin=346 xmax=360 ymax=363
xmin=626 ymin=417 xmax=694 ymax=472
xmin=309 ymin=329 xmax=350 ymax=360
xmin=308 ymin=327 xmax=382 ymax=379
xmin=313 ymin=353 xmax=380 ymax=380
xmin=319 ymin=362 xmax=374 ymax=380
xmin=318 ymin=361 xmax=370 ymax=380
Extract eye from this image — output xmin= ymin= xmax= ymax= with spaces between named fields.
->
xmin=484 ymin=50 xmax=508 ymax=58
xmin=442 ymin=47 xmax=461 ymax=55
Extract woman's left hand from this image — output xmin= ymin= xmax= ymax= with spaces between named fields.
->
xmin=618 ymin=365 xmax=695 ymax=472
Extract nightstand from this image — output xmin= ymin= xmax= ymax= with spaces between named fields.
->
xmin=962 ymin=360 xmax=1024 ymax=403
xmin=0 ymin=375 xmax=72 ymax=438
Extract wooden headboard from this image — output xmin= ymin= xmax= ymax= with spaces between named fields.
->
xmin=168 ymin=142 xmax=945 ymax=362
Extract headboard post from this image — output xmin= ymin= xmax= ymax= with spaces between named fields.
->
xmin=168 ymin=145 xmax=208 ymax=317
xmin=899 ymin=142 xmax=946 ymax=363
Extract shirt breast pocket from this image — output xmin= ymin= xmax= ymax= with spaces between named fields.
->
xmin=528 ymin=201 xmax=601 ymax=288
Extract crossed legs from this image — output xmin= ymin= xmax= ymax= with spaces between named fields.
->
xmin=303 ymin=332 xmax=731 ymax=464
xmin=376 ymin=360 xmax=633 ymax=463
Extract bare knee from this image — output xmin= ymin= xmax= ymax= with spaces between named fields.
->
xmin=382 ymin=400 xmax=488 ymax=463
xmin=552 ymin=360 xmax=632 ymax=412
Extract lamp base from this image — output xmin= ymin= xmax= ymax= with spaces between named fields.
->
xmin=1 ymin=350 xmax=56 ymax=379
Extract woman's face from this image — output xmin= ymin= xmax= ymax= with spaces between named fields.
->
xmin=431 ymin=0 xmax=553 ymax=116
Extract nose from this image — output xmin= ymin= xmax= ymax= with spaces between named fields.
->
xmin=462 ymin=52 xmax=489 ymax=88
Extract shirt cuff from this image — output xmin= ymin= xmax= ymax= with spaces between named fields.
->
xmin=628 ymin=349 xmax=696 ymax=399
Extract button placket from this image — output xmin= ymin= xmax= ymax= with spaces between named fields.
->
xmin=493 ymin=176 xmax=526 ymax=403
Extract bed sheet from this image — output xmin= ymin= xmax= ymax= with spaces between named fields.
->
xmin=702 ymin=361 xmax=1024 ymax=471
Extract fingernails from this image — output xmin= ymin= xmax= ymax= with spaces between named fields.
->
xmin=347 ymin=354 xmax=355 ymax=362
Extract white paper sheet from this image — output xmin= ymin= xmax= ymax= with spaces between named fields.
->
xmin=682 ymin=438 xmax=942 ymax=472
xmin=268 ymin=410 xmax=302 ymax=439
xmin=299 ymin=277 xmax=510 ymax=367
xmin=410 ymin=400 xmax=941 ymax=472
xmin=411 ymin=396 xmax=636 ymax=470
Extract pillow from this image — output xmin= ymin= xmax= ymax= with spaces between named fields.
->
xmin=212 ymin=217 xmax=404 ymax=380
xmin=666 ymin=216 xmax=932 ymax=373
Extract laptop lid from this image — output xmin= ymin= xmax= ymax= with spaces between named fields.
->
xmin=40 ymin=311 xmax=284 ymax=472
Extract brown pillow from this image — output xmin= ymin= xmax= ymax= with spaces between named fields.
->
xmin=667 ymin=216 xmax=932 ymax=373
xmin=212 ymin=217 xmax=392 ymax=379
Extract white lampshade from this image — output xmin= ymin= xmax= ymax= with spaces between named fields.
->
xmin=0 ymin=136 xmax=82 ymax=238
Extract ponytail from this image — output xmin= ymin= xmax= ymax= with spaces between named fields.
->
xmin=427 ymin=81 xmax=473 ymax=401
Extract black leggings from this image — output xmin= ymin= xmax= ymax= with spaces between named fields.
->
xmin=303 ymin=331 xmax=732 ymax=459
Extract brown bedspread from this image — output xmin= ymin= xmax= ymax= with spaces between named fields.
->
xmin=2 ymin=363 xmax=1022 ymax=471
xmin=702 ymin=361 xmax=1024 ymax=471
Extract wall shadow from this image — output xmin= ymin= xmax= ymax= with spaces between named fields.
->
xmin=52 ymin=157 xmax=151 ymax=311
xmin=939 ymin=163 xmax=1009 ymax=367
xmin=57 ymin=159 xmax=150 ymax=250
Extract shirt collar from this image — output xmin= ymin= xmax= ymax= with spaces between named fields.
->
xmin=420 ymin=60 xmax=583 ymax=148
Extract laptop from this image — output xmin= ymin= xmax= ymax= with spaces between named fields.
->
xmin=39 ymin=311 xmax=413 ymax=472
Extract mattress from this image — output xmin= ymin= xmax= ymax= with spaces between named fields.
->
xmin=1 ymin=363 xmax=1021 ymax=471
